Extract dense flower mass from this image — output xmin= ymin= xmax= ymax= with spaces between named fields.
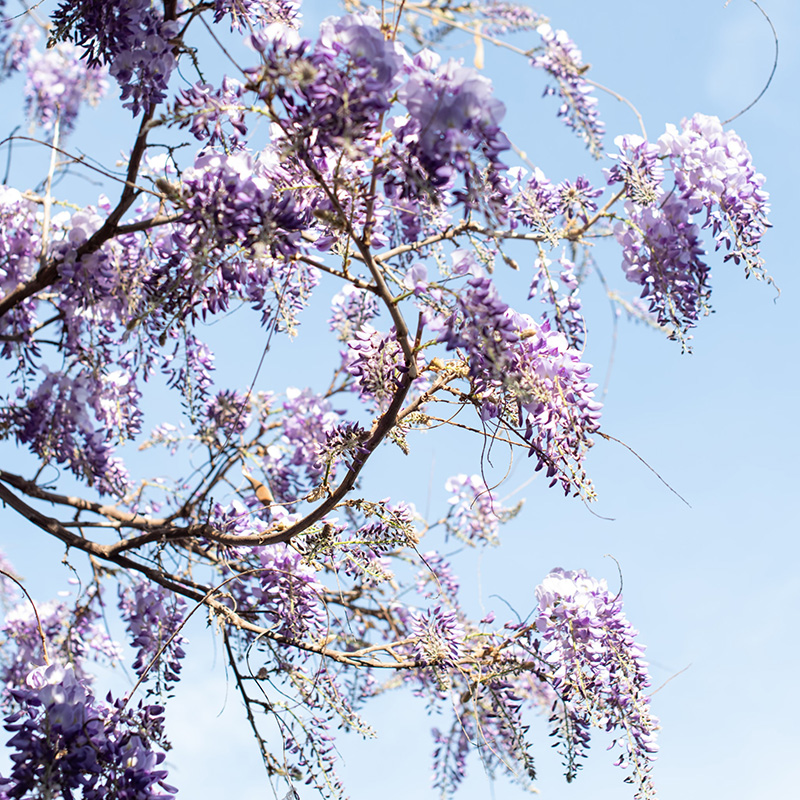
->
xmin=390 ymin=51 xmax=510 ymax=212
xmin=0 ymin=664 xmax=175 ymax=800
xmin=411 ymin=606 xmax=464 ymax=667
xmin=0 ymin=2 xmax=776 ymax=799
xmin=5 ymin=368 xmax=139 ymax=494
xmin=11 ymin=24 xmax=107 ymax=133
xmin=50 ymin=0 xmax=178 ymax=114
xmin=614 ymin=194 xmax=710 ymax=342
xmin=534 ymin=568 xmax=659 ymax=793
xmin=658 ymin=113 xmax=770 ymax=277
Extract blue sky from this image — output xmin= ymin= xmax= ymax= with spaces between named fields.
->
xmin=2 ymin=1 xmax=798 ymax=799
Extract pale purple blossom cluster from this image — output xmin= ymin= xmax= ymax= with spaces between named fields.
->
xmin=605 ymin=135 xmax=665 ymax=207
xmin=328 ymin=284 xmax=379 ymax=341
xmin=416 ymin=552 xmax=460 ymax=601
xmin=614 ymin=194 xmax=710 ymax=341
xmin=439 ymin=277 xmax=601 ymax=492
xmin=432 ymin=675 xmax=535 ymax=795
xmin=531 ymin=23 xmax=604 ymax=157
xmin=258 ymin=545 xmax=326 ymax=643
xmin=411 ymin=606 xmax=463 ymax=667
xmin=345 ymin=326 xmax=409 ymax=405
xmin=247 ymin=12 xmax=404 ymax=158
xmin=439 ymin=275 xmax=520 ymax=389
xmin=5 ymin=368 xmax=138 ymax=495
xmin=0 ymin=188 xmax=40 ymax=367
xmin=8 ymin=24 xmax=107 ymax=133
xmin=512 ymin=321 xmax=601 ymax=490
xmin=118 ymin=583 xmax=187 ymax=692
xmin=179 ymin=150 xmax=312 ymax=255
xmin=50 ymin=0 xmax=178 ymax=114
xmin=534 ymin=568 xmax=659 ymax=795
xmin=444 ymin=474 xmax=506 ymax=545
xmin=392 ymin=53 xmax=510 ymax=212
xmin=281 ymin=387 xmax=342 ymax=483
xmin=0 ymin=597 xmax=121 ymax=694
xmin=175 ymin=78 xmax=248 ymax=147
xmin=0 ymin=663 xmax=175 ymax=800
xmin=659 ymin=113 xmax=770 ymax=277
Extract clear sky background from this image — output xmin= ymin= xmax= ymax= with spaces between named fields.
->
xmin=1 ymin=2 xmax=798 ymax=800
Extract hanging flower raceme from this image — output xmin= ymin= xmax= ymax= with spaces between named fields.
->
xmin=0 ymin=597 xmax=121 ymax=696
xmin=531 ymin=23 xmax=604 ymax=157
xmin=614 ymin=194 xmax=710 ymax=344
xmin=13 ymin=23 xmax=107 ymax=134
xmin=390 ymin=51 xmax=511 ymax=213
xmin=411 ymin=606 xmax=464 ymax=668
xmin=658 ymin=113 xmax=770 ymax=279
xmin=0 ymin=663 xmax=175 ymax=800
xmin=534 ymin=568 xmax=659 ymax=796
xmin=444 ymin=474 xmax=520 ymax=545
xmin=440 ymin=280 xmax=601 ymax=494
xmin=50 ymin=0 xmax=179 ymax=115
xmin=178 ymin=149 xmax=313 ymax=256
xmin=118 ymin=583 xmax=187 ymax=692
xmin=258 ymin=545 xmax=326 ymax=643
xmin=5 ymin=368 xmax=139 ymax=495
xmin=246 ymin=12 xmax=404 ymax=158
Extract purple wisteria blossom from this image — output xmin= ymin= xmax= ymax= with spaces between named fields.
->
xmin=5 ymin=368 xmax=139 ymax=495
xmin=0 ymin=663 xmax=175 ymax=800
xmin=507 ymin=166 xmax=561 ymax=242
xmin=444 ymin=474 xmax=518 ymax=545
xmin=118 ymin=583 xmax=187 ymax=692
xmin=659 ymin=113 xmax=770 ymax=278
xmin=258 ymin=545 xmax=326 ymax=643
xmin=0 ymin=188 xmax=41 ymax=368
xmin=0 ymin=4 xmax=776 ymax=799
xmin=391 ymin=53 xmax=510 ymax=212
xmin=411 ymin=606 xmax=464 ymax=668
xmin=329 ymin=284 xmax=379 ymax=341
xmin=614 ymin=194 xmax=710 ymax=344
xmin=531 ymin=23 xmax=604 ymax=157
xmin=246 ymin=12 xmax=404 ymax=158
xmin=416 ymin=552 xmax=460 ymax=601
xmin=50 ymin=0 xmax=178 ymax=114
xmin=175 ymin=78 xmax=248 ymax=147
xmin=179 ymin=149 xmax=312 ymax=255
xmin=606 ymin=135 xmax=665 ymax=207
xmin=14 ymin=24 xmax=107 ymax=133
xmin=0 ymin=597 xmax=121 ymax=695
xmin=534 ymin=568 xmax=659 ymax=795
xmin=345 ymin=325 xmax=409 ymax=406
xmin=439 ymin=277 xmax=601 ymax=493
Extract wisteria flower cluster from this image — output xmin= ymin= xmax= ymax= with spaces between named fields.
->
xmin=50 ymin=0 xmax=179 ymax=114
xmin=444 ymin=473 xmax=520 ymax=545
xmin=118 ymin=583 xmax=187 ymax=693
xmin=534 ymin=568 xmax=659 ymax=791
xmin=0 ymin=2 xmax=775 ymax=799
xmin=659 ymin=113 xmax=770 ymax=278
xmin=1 ymin=663 xmax=175 ymax=800
xmin=531 ymin=23 xmax=605 ymax=157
